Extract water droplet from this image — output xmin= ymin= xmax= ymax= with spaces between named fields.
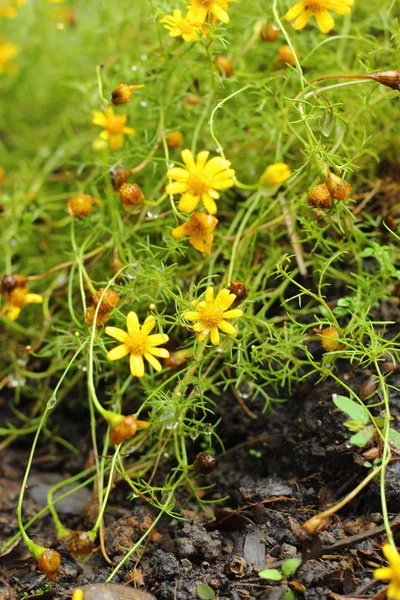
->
xmin=217 ymin=347 xmax=224 ymax=354
xmin=131 ymin=65 xmax=137 ymax=71
xmin=17 ymin=358 xmax=27 ymax=366
xmin=55 ymin=274 xmax=67 ymax=287
xmin=10 ymin=239 xmax=17 ymax=247
xmin=141 ymin=54 xmax=148 ymax=61
xmin=216 ymin=146 xmax=224 ymax=153
xmin=82 ymin=366 xmax=87 ymax=372
xmin=47 ymin=395 xmax=57 ymax=409
xmin=146 ymin=206 xmax=160 ymax=219
xmin=8 ymin=373 xmax=26 ymax=388
xmin=140 ymin=101 xmax=147 ymax=108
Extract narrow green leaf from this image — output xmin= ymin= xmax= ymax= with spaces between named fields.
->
xmin=282 ymin=558 xmax=302 ymax=577
xmin=258 ymin=569 xmax=283 ymax=581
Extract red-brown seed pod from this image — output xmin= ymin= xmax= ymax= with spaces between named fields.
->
xmin=194 ymin=452 xmax=217 ymax=475
xmin=215 ymin=55 xmax=233 ymax=78
xmin=1 ymin=274 xmax=27 ymax=295
xmin=260 ymin=23 xmax=280 ymax=42
xmin=110 ymin=166 xmax=132 ymax=191
xmin=67 ymin=531 xmax=95 ymax=562
xmin=327 ymin=172 xmax=351 ymax=201
xmin=84 ymin=306 xmax=111 ymax=327
xmin=119 ymin=183 xmax=144 ymax=207
xmin=37 ymin=549 xmax=61 ymax=581
xmin=111 ymin=83 xmax=145 ymax=106
xmin=368 ymin=70 xmax=400 ymax=92
xmin=228 ymin=280 xmax=247 ymax=307
xmin=308 ymin=184 xmax=332 ymax=209
xmin=92 ymin=288 xmax=120 ymax=314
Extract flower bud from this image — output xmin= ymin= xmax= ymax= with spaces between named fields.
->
xmin=109 ymin=166 xmax=132 ymax=190
xmin=215 ymin=55 xmax=233 ymax=78
xmin=67 ymin=194 xmax=102 ymax=218
xmin=0 ymin=166 xmax=5 ymax=184
xmin=316 ymin=326 xmax=342 ymax=352
xmin=260 ymin=162 xmax=291 ymax=187
xmin=111 ymin=83 xmax=145 ymax=105
xmin=194 ymin=452 xmax=217 ymax=475
xmin=1 ymin=274 xmax=27 ymax=294
xmin=298 ymin=515 xmax=326 ymax=538
xmin=92 ymin=288 xmax=120 ymax=314
xmin=228 ymin=280 xmax=247 ymax=307
xmin=37 ymin=549 xmax=61 ymax=581
xmin=84 ymin=306 xmax=110 ymax=327
xmin=260 ymin=23 xmax=280 ymax=42
xmin=119 ymin=183 xmax=144 ymax=210
xmin=278 ymin=45 xmax=299 ymax=66
xmin=327 ymin=172 xmax=351 ymax=201
xmin=109 ymin=415 xmax=150 ymax=445
xmin=166 ymin=130 xmax=184 ymax=149
xmin=164 ymin=348 xmax=192 ymax=370
xmin=368 ymin=70 xmax=400 ymax=92
xmin=308 ymin=184 xmax=332 ymax=209
xmin=67 ymin=531 xmax=96 ymax=562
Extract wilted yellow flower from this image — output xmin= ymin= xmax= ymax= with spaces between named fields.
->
xmin=374 ymin=544 xmax=400 ymax=600
xmin=285 ymin=0 xmax=354 ymax=34
xmin=161 ymin=10 xmax=202 ymax=42
xmin=0 ymin=38 xmax=19 ymax=74
xmin=184 ymin=286 xmax=243 ymax=346
xmin=92 ymin=107 xmax=135 ymax=151
xmin=187 ymin=0 xmax=234 ymax=25
xmin=1 ymin=285 xmax=43 ymax=321
xmin=105 ymin=312 xmax=170 ymax=378
xmin=166 ymin=149 xmax=235 ymax=215
xmin=260 ymin=162 xmax=291 ymax=187
xmin=172 ymin=213 xmax=218 ymax=254
xmin=0 ymin=0 xmax=25 ymax=18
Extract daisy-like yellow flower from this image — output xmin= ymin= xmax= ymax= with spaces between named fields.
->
xmin=1 ymin=285 xmax=43 ymax=321
xmin=161 ymin=9 xmax=202 ymax=42
xmin=0 ymin=0 xmax=26 ymax=18
xmin=166 ymin=149 xmax=235 ymax=215
xmin=0 ymin=38 xmax=19 ymax=74
xmin=187 ymin=0 xmax=234 ymax=25
xmin=92 ymin=107 xmax=135 ymax=151
xmin=285 ymin=0 xmax=354 ymax=34
xmin=172 ymin=213 xmax=218 ymax=254
xmin=374 ymin=544 xmax=400 ymax=600
xmin=105 ymin=312 xmax=170 ymax=378
xmin=184 ymin=286 xmax=243 ymax=346
xmin=259 ymin=162 xmax=291 ymax=187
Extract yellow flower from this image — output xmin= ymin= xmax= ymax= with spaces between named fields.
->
xmin=285 ymin=0 xmax=354 ymax=34
xmin=187 ymin=0 xmax=234 ymax=25
xmin=259 ymin=162 xmax=291 ymax=187
xmin=374 ymin=544 xmax=400 ymax=600
xmin=184 ymin=286 xmax=243 ymax=346
xmin=161 ymin=9 xmax=202 ymax=42
xmin=0 ymin=0 xmax=26 ymax=18
xmin=105 ymin=312 xmax=170 ymax=378
xmin=92 ymin=107 xmax=135 ymax=151
xmin=0 ymin=38 xmax=19 ymax=74
xmin=172 ymin=213 xmax=218 ymax=254
xmin=1 ymin=285 xmax=43 ymax=321
xmin=166 ymin=149 xmax=235 ymax=215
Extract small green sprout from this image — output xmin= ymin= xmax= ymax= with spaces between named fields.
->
xmin=259 ymin=558 xmax=303 ymax=600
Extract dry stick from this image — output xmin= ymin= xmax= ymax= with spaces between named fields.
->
xmin=353 ymin=179 xmax=382 ymax=216
xmin=226 ymin=365 xmax=258 ymax=420
xmin=279 ymin=196 xmax=307 ymax=277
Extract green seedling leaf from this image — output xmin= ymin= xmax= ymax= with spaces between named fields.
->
xmin=344 ymin=420 xmax=364 ymax=432
xmin=282 ymin=558 xmax=302 ymax=577
xmin=258 ymin=569 xmax=283 ymax=581
xmin=333 ymin=395 xmax=369 ymax=425
xmin=284 ymin=590 xmax=296 ymax=600
xmin=350 ymin=426 xmax=374 ymax=447
xmin=389 ymin=429 xmax=400 ymax=450
xmin=197 ymin=584 xmax=215 ymax=599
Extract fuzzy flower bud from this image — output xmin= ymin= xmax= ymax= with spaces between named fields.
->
xmin=260 ymin=23 xmax=280 ymax=41
xmin=109 ymin=414 xmax=151 ymax=445
xmin=111 ymin=82 xmax=145 ymax=105
xmin=67 ymin=194 xmax=102 ymax=218
xmin=109 ymin=166 xmax=132 ymax=190
xmin=327 ymin=171 xmax=351 ymax=201
xmin=278 ymin=45 xmax=299 ymax=66
xmin=228 ymin=280 xmax=247 ymax=307
xmin=308 ymin=184 xmax=332 ymax=209
xmin=1 ymin=273 xmax=27 ymax=294
xmin=119 ymin=183 xmax=144 ymax=210
xmin=316 ymin=326 xmax=342 ymax=352
xmin=259 ymin=162 xmax=291 ymax=187
xmin=215 ymin=55 xmax=233 ymax=78
xmin=166 ymin=130 xmax=184 ymax=149
xmin=92 ymin=288 xmax=120 ymax=314
xmin=84 ymin=306 xmax=110 ymax=327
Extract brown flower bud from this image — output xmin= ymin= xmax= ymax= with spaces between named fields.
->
xmin=166 ymin=131 xmax=184 ymax=150
xmin=92 ymin=288 xmax=120 ymax=314
xmin=111 ymin=83 xmax=145 ymax=105
xmin=67 ymin=531 xmax=95 ymax=562
xmin=185 ymin=95 xmax=204 ymax=105
xmin=37 ymin=549 xmax=61 ymax=581
xmin=278 ymin=45 xmax=299 ymax=67
xmin=368 ymin=70 xmax=400 ymax=92
xmin=228 ymin=280 xmax=247 ymax=307
xmin=1 ymin=274 xmax=27 ymax=294
xmin=194 ymin=452 xmax=217 ymax=475
xmin=260 ymin=23 xmax=280 ymax=42
xmin=308 ymin=184 xmax=332 ymax=209
xmin=84 ymin=306 xmax=110 ymax=327
xmin=109 ymin=166 xmax=132 ymax=190
xmin=109 ymin=415 xmax=150 ymax=445
xmin=327 ymin=172 xmax=351 ymax=201
xmin=119 ymin=183 xmax=144 ymax=208
xmin=215 ymin=55 xmax=233 ymax=78
xmin=67 ymin=194 xmax=102 ymax=218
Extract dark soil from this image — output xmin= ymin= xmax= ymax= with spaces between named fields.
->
xmin=1 ymin=359 xmax=400 ymax=600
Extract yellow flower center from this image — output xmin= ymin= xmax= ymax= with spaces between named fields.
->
xmin=106 ymin=116 xmax=125 ymax=133
xmin=303 ymin=0 xmax=329 ymax=10
xmin=201 ymin=305 xmax=224 ymax=328
xmin=188 ymin=173 xmax=210 ymax=195
xmin=198 ymin=0 xmax=214 ymax=6
xmin=125 ymin=331 xmax=149 ymax=355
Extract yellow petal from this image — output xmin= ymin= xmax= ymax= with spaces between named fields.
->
xmin=172 ymin=223 xmax=189 ymax=238
xmin=205 ymin=287 xmax=214 ymax=303
xmin=208 ymin=189 xmax=220 ymax=199
xmin=190 ymin=232 xmax=213 ymax=254
xmin=107 ymin=344 xmax=130 ymax=361
xmin=223 ymin=309 xmax=243 ymax=319
xmin=149 ymin=347 xmax=170 ymax=358
xmin=193 ymin=322 xmax=206 ymax=333
xmin=130 ymin=354 xmax=145 ymax=377
xmin=166 ymin=181 xmax=188 ymax=195
xmin=387 ymin=581 xmax=400 ymax=599
xmin=99 ymin=131 xmax=109 ymax=140
xmin=212 ymin=178 xmax=234 ymax=190
xmin=126 ymin=312 xmax=140 ymax=334
xmin=196 ymin=150 xmax=210 ymax=169
xmin=382 ymin=544 xmax=400 ymax=565
xmin=105 ymin=326 xmax=128 ymax=343
xmin=293 ymin=8 xmax=313 ymax=29
xmin=218 ymin=320 xmax=237 ymax=335
xmin=210 ymin=3 xmax=229 ymax=23
xmin=142 ymin=315 xmax=156 ymax=335
xmin=166 ymin=167 xmax=190 ymax=181
xmin=285 ymin=2 xmax=304 ymax=21
xmin=215 ymin=288 xmax=235 ymax=310
xmin=148 ymin=333 xmax=169 ymax=346
xmin=3 ymin=305 xmax=21 ymax=320
xmin=123 ymin=126 xmax=136 ymax=136
xmin=25 ymin=293 xmax=43 ymax=305
xmin=183 ymin=311 xmax=201 ymax=321
xmin=92 ymin=110 xmax=107 ymax=127
xmin=108 ymin=132 xmax=124 ymax=150
xmin=178 ymin=193 xmax=200 ymax=213
xmin=187 ymin=3 xmax=208 ymax=25
xmin=315 ymin=9 xmax=335 ymax=33
xmin=373 ymin=567 xmax=394 ymax=580
xmin=204 ymin=156 xmax=231 ymax=176
xmin=210 ymin=326 xmax=220 ymax=346
xmin=202 ymin=193 xmax=217 ymax=215
xmin=181 ymin=149 xmax=196 ymax=171
xmin=144 ymin=352 xmax=162 ymax=372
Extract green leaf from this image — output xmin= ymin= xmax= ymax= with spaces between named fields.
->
xmin=282 ymin=558 xmax=302 ymax=577
xmin=332 ymin=395 xmax=370 ymax=425
xmin=284 ymin=591 xmax=296 ymax=600
xmin=258 ymin=569 xmax=283 ymax=581
xmin=343 ymin=420 xmax=364 ymax=432
xmin=197 ymin=584 xmax=215 ymax=600
xmin=389 ymin=429 xmax=400 ymax=450
xmin=350 ymin=426 xmax=374 ymax=447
